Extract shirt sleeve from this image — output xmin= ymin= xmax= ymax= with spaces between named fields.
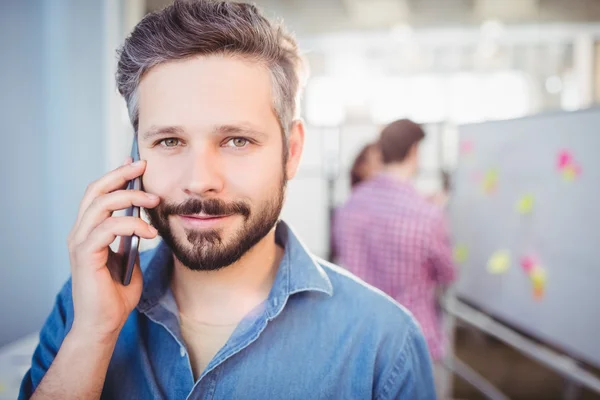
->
xmin=428 ymin=211 xmax=456 ymax=286
xmin=18 ymin=279 xmax=73 ymax=400
xmin=375 ymin=324 xmax=437 ymax=400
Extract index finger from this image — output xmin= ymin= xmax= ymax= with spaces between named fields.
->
xmin=74 ymin=159 xmax=147 ymax=230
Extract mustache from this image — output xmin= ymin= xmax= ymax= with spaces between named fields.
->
xmin=159 ymin=198 xmax=251 ymax=219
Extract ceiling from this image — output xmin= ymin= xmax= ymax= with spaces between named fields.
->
xmin=146 ymin=0 xmax=600 ymax=35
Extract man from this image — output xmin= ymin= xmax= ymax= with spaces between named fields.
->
xmin=333 ymin=119 xmax=457 ymax=398
xmin=19 ymin=2 xmax=435 ymax=399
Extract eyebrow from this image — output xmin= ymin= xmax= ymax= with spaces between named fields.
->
xmin=141 ymin=125 xmax=185 ymax=141
xmin=141 ymin=123 xmax=268 ymax=141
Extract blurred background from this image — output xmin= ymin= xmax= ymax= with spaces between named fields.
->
xmin=2 ymin=0 xmax=600 ymax=399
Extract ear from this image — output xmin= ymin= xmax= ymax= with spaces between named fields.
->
xmin=410 ymin=143 xmax=420 ymax=159
xmin=285 ymin=119 xmax=305 ymax=180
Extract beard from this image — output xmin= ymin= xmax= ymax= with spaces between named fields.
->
xmin=145 ymin=174 xmax=286 ymax=272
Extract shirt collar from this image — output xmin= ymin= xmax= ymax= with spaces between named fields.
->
xmin=372 ymin=172 xmax=417 ymax=193
xmin=136 ymin=220 xmax=333 ymax=314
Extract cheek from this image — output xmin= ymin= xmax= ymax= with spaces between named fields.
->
xmin=223 ymin=149 xmax=283 ymax=197
xmin=142 ymin=160 xmax=178 ymax=197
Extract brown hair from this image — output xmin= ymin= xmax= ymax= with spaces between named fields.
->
xmin=116 ymin=0 xmax=306 ymax=139
xmin=378 ymin=119 xmax=425 ymax=164
xmin=350 ymin=143 xmax=379 ymax=187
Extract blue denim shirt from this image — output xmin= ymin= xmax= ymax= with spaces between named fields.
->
xmin=20 ymin=221 xmax=436 ymax=399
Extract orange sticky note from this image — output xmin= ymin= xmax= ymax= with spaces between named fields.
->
xmin=533 ymin=285 xmax=545 ymax=300
xmin=530 ymin=266 xmax=547 ymax=300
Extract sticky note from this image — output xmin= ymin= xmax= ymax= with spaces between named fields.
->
xmin=482 ymin=169 xmax=498 ymax=194
xmin=562 ymin=163 xmax=582 ymax=181
xmin=461 ymin=140 xmax=474 ymax=155
xmin=530 ymin=267 xmax=547 ymax=300
xmin=454 ymin=245 xmax=469 ymax=264
xmin=530 ymin=267 xmax=546 ymax=288
xmin=533 ymin=285 xmax=545 ymax=300
xmin=0 ymin=383 xmax=5 ymax=393
xmin=516 ymin=194 xmax=535 ymax=214
xmin=520 ymin=256 xmax=536 ymax=273
xmin=487 ymin=250 xmax=511 ymax=274
xmin=557 ymin=149 xmax=572 ymax=170
xmin=557 ymin=149 xmax=582 ymax=181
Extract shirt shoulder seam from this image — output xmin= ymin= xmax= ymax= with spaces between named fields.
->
xmin=375 ymin=324 xmax=416 ymax=400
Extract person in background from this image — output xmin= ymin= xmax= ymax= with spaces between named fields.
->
xmin=428 ymin=170 xmax=451 ymax=208
xmin=329 ymin=143 xmax=382 ymax=261
xmin=333 ymin=119 xmax=457 ymax=399
xmin=350 ymin=143 xmax=383 ymax=188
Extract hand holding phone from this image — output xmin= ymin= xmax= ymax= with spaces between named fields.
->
xmin=66 ymin=135 xmax=160 ymax=342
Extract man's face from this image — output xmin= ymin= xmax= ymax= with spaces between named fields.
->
xmin=137 ymin=55 xmax=303 ymax=271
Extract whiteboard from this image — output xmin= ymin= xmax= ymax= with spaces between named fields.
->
xmin=449 ymin=108 xmax=600 ymax=368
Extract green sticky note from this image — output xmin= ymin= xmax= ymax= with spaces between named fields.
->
xmin=487 ymin=250 xmax=511 ymax=274
xmin=516 ymin=194 xmax=535 ymax=214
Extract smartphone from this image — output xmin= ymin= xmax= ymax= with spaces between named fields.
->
xmin=118 ymin=134 xmax=142 ymax=285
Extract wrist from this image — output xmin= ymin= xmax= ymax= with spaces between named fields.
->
xmin=67 ymin=324 xmax=122 ymax=348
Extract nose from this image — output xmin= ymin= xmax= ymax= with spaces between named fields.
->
xmin=182 ymin=145 xmax=225 ymax=197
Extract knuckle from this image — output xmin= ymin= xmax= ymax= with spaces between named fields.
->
xmin=85 ymin=181 xmax=98 ymax=196
xmin=89 ymin=193 xmax=108 ymax=211
xmin=103 ymin=216 xmax=118 ymax=229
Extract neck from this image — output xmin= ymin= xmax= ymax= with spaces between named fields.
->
xmin=171 ymin=227 xmax=283 ymax=325
xmin=383 ymin=162 xmax=415 ymax=182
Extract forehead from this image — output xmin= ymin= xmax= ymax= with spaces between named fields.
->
xmin=137 ymin=55 xmax=278 ymax=134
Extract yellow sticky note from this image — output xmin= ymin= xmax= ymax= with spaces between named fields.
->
xmin=531 ymin=267 xmax=547 ymax=300
xmin=516 ymin=194 xmax=535 ymax=214
xmin=454 ymin=245 xmax=469 ymax=264
xmin=530 ymin=267 xmax=546 ymax=288
xmin=487 ymin=250 xmax=511 ymax=274
xmin=0 ymin=383 xmax=5 ymax=393
xmin=482 ymin=169 xmax=499 ymax=194
xmin=562 ymin=166 xmax=576 ymax=181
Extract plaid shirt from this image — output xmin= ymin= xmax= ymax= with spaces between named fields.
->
xmin=333 ymin=173 xmax=456 ymax=361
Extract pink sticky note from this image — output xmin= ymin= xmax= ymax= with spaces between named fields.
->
xmin=557 ymin=150 xmax=573 ymax=170
xmin=521 ymin=256 xmax=536 ymax=273
xmin=461 ymin=140 xmax=474 ymax=155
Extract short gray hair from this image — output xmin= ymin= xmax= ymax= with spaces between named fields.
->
xmin=116 ymin=0 xmax=306 ymax=138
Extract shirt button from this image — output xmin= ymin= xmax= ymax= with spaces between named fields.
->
xmin=180 ymin=347 xmax=186 ymax=357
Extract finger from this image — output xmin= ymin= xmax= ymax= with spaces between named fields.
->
xmin=74 ymin=160 xmax=147 ymax=229
xmin=107 ymin=251 xmax=144 ymax=289
xmin=77 ymin=216 xmax=158 ymax=267
xmin=72 ymin=190 xmax=160 ymax=245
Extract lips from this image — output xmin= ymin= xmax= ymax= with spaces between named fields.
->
xmin=181 ymin=213 xmax=230 ymax=220
xmin=177 ymin=214 xmax=233 ymax=229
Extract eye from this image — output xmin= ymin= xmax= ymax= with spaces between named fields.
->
xmin=225 ymin=137 xmax=250 ymax=148
xmin=159 ymin=138 xmax=180 ymax=147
